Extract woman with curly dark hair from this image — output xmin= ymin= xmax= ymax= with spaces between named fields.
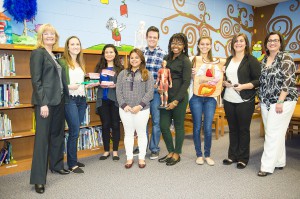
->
xmin=158 ymin=33 xmax=192 ymax=166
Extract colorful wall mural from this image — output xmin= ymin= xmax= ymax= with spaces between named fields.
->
xmin=0 ymin=0 xmax=299 ymax=58
xmin=252 ymin=0 xmax=300 ymax=58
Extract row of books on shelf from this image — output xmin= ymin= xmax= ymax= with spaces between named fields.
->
xmin=0 ymin=103 xmax=91 ymax=138
xmin=0 ymin=113 xmax=12 ymax=138
xmin=85 ymin=87 xmax=98 ymax=101
xmin=0 ymin=54 xmax=16 ymax=77
xmin=0 ymin=141 xmax=15 ymax=166
xmin=0 ymin=83 xmax=20 ymax=107
xmin=64 ymin=126 xmax=103 ymax=153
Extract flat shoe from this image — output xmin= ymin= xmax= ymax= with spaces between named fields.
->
xmin=138 ymin=163 xmax=146 ymax=169
xmin=50 ymin=169 xmax=70 ymax=175
xmin=166 ymin=156 xmax=181 ymax=166
xmin=258 ymin=170 xmax=270 ymax=177
xmin=77 ymin=162 xmax=85 ymax=167
xmin=275 ymin=167 xmax=283 ymax=170
xmin=113 ymin=156 xmax=120 ymax=161
xmin=69 ymin=166 xmax=84 ymax=173
xmin=125 ymin=160 xmax=134 ymax=169
xmin=158 ymin=155 xmax=172 ymax=163
xmin=196 ymin=157 xmax=204 ymax=165
xmin=99 ymin=154 xmax=110 ymax=160
xmin=237 ymin=162 xmax=247 ymax=169
xmin=205 ymin=157 xmax=215 ymax=166
xmin=223 ymin=158 xmax=234 ymax=165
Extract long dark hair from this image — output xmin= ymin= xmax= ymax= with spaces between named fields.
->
xmin=165 ymin=33 xmax=189 ymax=61
xmin=128 ymin=48 xmax=149 ymax=81
xmin=94 ymin=44 xmax=123 ymax=75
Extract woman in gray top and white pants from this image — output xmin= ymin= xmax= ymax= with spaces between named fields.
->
xmin=116 ymin=49 xmax=154 ymax=169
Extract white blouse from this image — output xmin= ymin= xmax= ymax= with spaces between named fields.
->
xmin=69 ymin=66 xmax=85 ymax=97
xmin=223 ymin=60 xmax=244 ymax=103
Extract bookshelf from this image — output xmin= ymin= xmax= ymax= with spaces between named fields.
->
xmin=0 ymin=44 xmax=129 ymax=176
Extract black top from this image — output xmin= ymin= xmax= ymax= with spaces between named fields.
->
xmin=222 ymin=54 xmax=261 ymax=100
xmin=165 ymin=53 xmax=192 ymax=102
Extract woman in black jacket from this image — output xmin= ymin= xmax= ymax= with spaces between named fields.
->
xmin=222 ymin=33 xmax=261 ymax=169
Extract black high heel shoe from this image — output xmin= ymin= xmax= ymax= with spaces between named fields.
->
xmin=166 ymin=156 xmax=181 ymax=166
xmin=50 ymin=169 xmax=70 ymax=175
xmin=35 ymin=184 xmax=45 ymax=194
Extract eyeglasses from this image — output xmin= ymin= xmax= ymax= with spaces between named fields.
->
xmin=171 ymin=42 xmax=184 ymax=46
xmin=267 ymin=39 xmax=280 ymax=44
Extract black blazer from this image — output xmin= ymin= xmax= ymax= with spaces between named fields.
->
xmin=30 ymin=48 xmax=69 ymax=106
xmin=222 ymin=54 xmax=261 ymax=100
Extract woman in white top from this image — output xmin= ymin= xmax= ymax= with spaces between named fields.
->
xmin=222 ymin=33 xmax=261 ymax=169
xmin=59 ymin=36 xmax=87 ymax=173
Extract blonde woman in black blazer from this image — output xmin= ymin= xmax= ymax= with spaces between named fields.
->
xmin=30 ymin=24 xmax=69 ymax=194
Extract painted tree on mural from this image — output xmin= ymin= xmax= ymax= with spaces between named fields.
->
xmin=268 ymin=1 xmax=300 ymax=56
xmin=252 ymin=0 xmax=300 ymax=56
xmin=3 ymin=0 xmax=37 ymax=36
xmin=160 ymin=0 xmax=254 ymax=56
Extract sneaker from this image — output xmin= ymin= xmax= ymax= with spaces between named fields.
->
xmin=150 ymin=152 xmax=159 ymax=160
xmin=196 ymin=157 xmax=204 ymax=165
xmin=205 ymin=157 xmax=215 ymax=166
xmin=133 ymin=148 xmax=139 ymax=156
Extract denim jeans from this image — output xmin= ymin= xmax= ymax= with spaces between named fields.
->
xmin=65 ymin=96 xmax=87 ymax=168
xmin=189 ymin=95 xmax=216 ymax=157
xmin=149 ymin=90 xmax=161 ymax=153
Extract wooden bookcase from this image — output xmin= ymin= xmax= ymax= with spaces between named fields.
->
xmin=0 ymin=44 xmax=129 ymax=176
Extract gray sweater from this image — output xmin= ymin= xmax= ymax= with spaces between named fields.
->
xmin=116 ymin=69 xmax=154 ymax=110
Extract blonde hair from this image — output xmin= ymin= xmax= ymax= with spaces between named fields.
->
xmin=63 ymin=36 xmax=86 ymax=73
xmin=36 ymin=24 xmax=59 ymax=50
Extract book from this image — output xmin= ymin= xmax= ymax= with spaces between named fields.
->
xmin=0 ymin=147 xmax=8 ymax=166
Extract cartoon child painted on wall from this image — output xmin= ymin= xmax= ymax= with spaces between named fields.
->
xmin=106 ymin=17 xmax=126 ymax=47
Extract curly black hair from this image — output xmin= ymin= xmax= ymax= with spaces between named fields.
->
xmin=165 ymin=33 xmax=189 ymax=61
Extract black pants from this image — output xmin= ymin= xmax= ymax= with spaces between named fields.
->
xmin=98 ymin=99 xmax=120 ymax=151
xmin=30 ymin=98 xmax=65 ymax=185
xmin=223 ymin=99 xmax=255 ymax=164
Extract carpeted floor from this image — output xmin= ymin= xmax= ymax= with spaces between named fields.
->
xmin=0 ymin=118 xmax=299 ymax=199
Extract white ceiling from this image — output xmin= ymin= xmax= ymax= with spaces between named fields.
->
xmin=237 ymin=0 xmax=289 ymax=7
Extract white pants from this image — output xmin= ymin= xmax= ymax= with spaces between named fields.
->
xmin=119 ymin=108 xmax=150 ymax=160
xmin=260 ymin=101 xmax=296 ymax=173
